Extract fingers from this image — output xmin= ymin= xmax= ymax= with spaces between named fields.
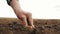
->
xmin=17 ymin=15 xmax=28 ymax=26
xmin=27 ymin=13 xmax=33 ymax=26
xmin=26 ymin=13 xmax=35 ymax=28
xmin=21 ymin=16 xmax=28 ymax=26
xmin=16 ymin=12 xmax=35 ymax=28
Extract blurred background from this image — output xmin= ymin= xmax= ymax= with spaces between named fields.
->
xmin=0 ymin=0 xmax=60 ymax=19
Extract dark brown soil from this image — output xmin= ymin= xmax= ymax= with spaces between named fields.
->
xmin=0 ymin=18 xmax=60 ymax=34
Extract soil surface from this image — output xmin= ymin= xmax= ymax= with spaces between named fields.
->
xmin=0 ymin=18 xmax=60 ymax=34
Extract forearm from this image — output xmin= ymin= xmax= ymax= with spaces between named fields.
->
xmin=10 ymin=0 xmax=23 ymax=16
xmin=10 ymin=0 xmax=22 ymax=12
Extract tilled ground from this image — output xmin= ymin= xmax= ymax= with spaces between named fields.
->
xmin=0 ymin=18 xmax=60 ymax=34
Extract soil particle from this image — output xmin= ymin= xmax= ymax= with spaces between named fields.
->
xmin=0 ymin=18 xmax=60 ymax=34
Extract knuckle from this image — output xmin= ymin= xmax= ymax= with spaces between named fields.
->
xmin=18 ymin=15 xmax=26 ymax=19
xmin=21 ymin=15 xmax=26 ymax=19
xmin=27 ymin=12 xmax=32 ymax=16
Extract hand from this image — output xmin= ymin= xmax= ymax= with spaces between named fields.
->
xmin=7 ymin=0 xmax=35 ymax=28
xmin=17 ymin=11 xmax=34 ymax=28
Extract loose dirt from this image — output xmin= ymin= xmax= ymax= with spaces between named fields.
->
xmin=0 ymin=18 xmax=60 ymax=34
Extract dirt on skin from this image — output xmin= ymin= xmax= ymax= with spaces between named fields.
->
xmin=0 ymin=18 xmax=60 ymax=34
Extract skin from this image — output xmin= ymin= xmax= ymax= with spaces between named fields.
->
xmin=9 ymin=0 xmax=34 ymax=28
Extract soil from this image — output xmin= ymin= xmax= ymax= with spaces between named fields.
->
xmin=0 ymin=18 xmax=60 ymax=34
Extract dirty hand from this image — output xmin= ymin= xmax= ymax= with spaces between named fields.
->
xmin=6 ymin=0 xmax=34 ymax=28
xmin=17 ymin=11 xmax=35 ymax=28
